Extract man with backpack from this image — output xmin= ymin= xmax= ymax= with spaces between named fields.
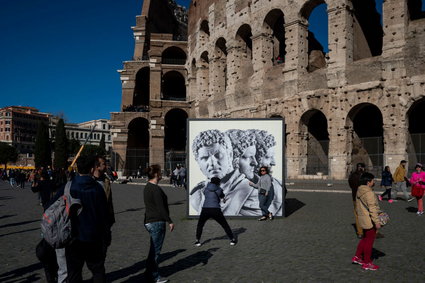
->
xmin=65 ymin=154 xmax=110 ymax=282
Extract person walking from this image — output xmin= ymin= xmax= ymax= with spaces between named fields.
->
xmin=65 ymin=155 xmax=110 ymax=283
xmin=379 ymin=166 xmax=394 ymax=203
xmin=249 ymin=166 xmax=274 ymax=221
xmin=143 ymin=165 xmax=174 ymax=283
xmin=348 ymin=163 xmax=366 ymax=238
xmin=194 ymin=177 xmax=236 ymax=247
xmin=351 ymin=172 xmax=382 ymax=271
xmin=409 ymin=163 xmax=425 ymax=216
xmin=392 ymin=160 xmax=414 ymax=202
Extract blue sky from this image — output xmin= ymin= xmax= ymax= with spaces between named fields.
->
xmin=0 ymin=0 xmax=421 ymax=123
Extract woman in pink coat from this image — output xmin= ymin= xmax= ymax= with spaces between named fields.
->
xmin=409 ymin=163 xmax=425 ymax=216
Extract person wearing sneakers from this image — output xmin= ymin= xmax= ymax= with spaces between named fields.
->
xmin=348 ymin=163 xmax=366 ymax=238
xmin=379 ymin=166 xmax=394 ymax=203
xmin=249 ymin=166 xmax=274 ymax=221
xmin=352 ymin=172 xmax=382 ymax=271
xmin=392 ymin=160 xmax=414 ymax=202
xmin=194 ymin=177 xmax=236 ymax=247
xmin=409 ymin=163 xmax=425 ymax=216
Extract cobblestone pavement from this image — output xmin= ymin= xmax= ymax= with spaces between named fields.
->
xmin=1 ymin=179 xmax=425 ymax=282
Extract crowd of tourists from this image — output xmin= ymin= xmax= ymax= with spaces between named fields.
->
xmin=348 ymin=160 xmax=424 ymax=271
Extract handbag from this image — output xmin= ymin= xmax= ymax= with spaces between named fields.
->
xmin=259 ymin=188 xmax=267 ymax=195
xmin=377 ymin=211 xmax=390 ymax=226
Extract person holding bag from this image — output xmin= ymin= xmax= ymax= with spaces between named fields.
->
xmin=351 ymin=172 xmax=383 ymax=271
xmin=409 ymin=163 xmax=425 ymax=216
xmin=249 ymin=166 xmax=274 ymax=221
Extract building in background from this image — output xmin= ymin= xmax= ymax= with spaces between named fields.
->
xmin=110 ymin=0 xmax=189 ymax=176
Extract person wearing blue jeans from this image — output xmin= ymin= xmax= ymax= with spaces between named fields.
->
xmin=249 ymin=166 xmax=274 ymax=220
xmin=143 ymin=165 xmax=174 ymax=283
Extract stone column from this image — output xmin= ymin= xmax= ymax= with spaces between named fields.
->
xmin=383 ymin=112 xmax=409 ymax=171
xmin=328 ymin=117 xmax=351 ymax=180
xmin=149 ymin=119 xmax=165 ymax=170
xmin=382 ymin=0 xmax=408 ymax=55
xmin=112 ymin=129 xmax=128 ymax=173
xmin=283 ymin=20 xmax=308 ymax=84
xmin=327 ymin=1 xmax=354 ymax=88
xmin=285 ymin=117 xmax=305 ymax=178
xmin=225 ymin=44 xmax=241 ymax=94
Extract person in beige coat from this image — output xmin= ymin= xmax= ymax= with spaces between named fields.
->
xmin=351 ymin=172 xmax=382 ymax=271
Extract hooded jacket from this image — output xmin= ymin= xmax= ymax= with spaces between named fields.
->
xmin=203 ymin=182 xmax=224 ymax=208
xmin=356 ymin=185 xmax=381 ymax=229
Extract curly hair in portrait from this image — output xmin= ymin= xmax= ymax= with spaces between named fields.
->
xmin=225 ymin=129 xmax=256 ymax=168
xmin=248 ymin=130 xmax=276 ymax=164
xmin=192 ymin=129 xmax=233 ymax=160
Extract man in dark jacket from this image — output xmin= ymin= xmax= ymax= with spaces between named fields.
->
xmin=65 ymin=154 xmax=110 ymax=283
xmin=348 ymin=163 xmax=365 ymax=238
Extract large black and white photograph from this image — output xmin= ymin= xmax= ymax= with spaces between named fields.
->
xmin=188 ymin=118 xmax=285 ymax=217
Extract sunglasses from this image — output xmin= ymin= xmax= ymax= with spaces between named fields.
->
xmin=260 ymin=169 xmax=266 ymax=172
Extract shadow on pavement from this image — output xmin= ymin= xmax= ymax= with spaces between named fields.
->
xmin=372 ymin=248 xmax=386 ymax=260
xmin=0 ymin=219 xmax=39 ymax=229
xmin=0 ymin=262 xmax=42 ymax=282
xmin=169 ymin=200 xmax=185 ymax=206
xmin=115 ymin=207 xmax=145 ymax=214
xmin=0 ymin=227 xmax=40 ymax=238
xmin=0 ymin=196 xmax=14 ymax=201
xmin=106 ymin=249 xmax=186 ymax=282
xmin=0 ymin=214 xmax=17 ymax=220
xmin=202 ymin=227 xmax=247 ymax=245
xmin=406 ymin=206 xmax=418 ymax=213
xmin=160 ymin=248 xmax=219 ymax=277
xmin=285 ymin=198 xmax=305 ymax=217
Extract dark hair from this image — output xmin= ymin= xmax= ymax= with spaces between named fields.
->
xmin=359 ymin=172 xmax=375 ymax=185
xmin=258 ymin=166 xmax=269 ymax=175
xmin=77 ymin=154 xmax=96 ymax=174
xmin=210 ymin=177 xmax=221 ymax=185
xmin=145 ymin=165 xmax=161 ymax=180
xmin=95 ymin=155 xmax=105 ymax=167
xmin=356 ymin=163 xmax=366 ymax=169
xmin=400 ymin=160 xmax=407 ymax=164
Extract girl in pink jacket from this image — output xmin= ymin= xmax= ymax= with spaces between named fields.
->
xmin=409 ymin=163 xmax=425 ymax=216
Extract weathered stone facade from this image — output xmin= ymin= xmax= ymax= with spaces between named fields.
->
xmin=111 ymin=0 xmax=190 ymax=174
xmin=187 ymin=0 xmax=425 ymax=179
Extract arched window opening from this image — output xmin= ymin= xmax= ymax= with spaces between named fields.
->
xmin=301 ymin=1 xmax=328 ymax=72
xmin=133 ymin=67 xmax=150 ymax=108
xmin=300 ymin=110 xmax=329 ymax=175
xmin=215 ymin=38 xmax=228 ymax=92
xmin=162 ymin=46 xmax=187 ymax=65
xmin=165 ymin=109 xmax=188 ymax=175
xmin=347 ymin=104 xmax=383 ymax=175
xmin=407 ymin=98 xmax=425 ymax=171
xmin=352 ymin=0 xmax=383 ymax=60
xmin=126 ymin=118 xmax=149 ymax=176
xmin=162 ymin=71 xmax=186 ymax=101
xmin=199 ymin=51 xmax=210 ymax=97
xmin=200 ymin=20 xmax=210 ymax=36
xmin=235 ymin=24 xmax=254 ymax=78
xmin=408 ymin=0 xmax=425 ymax=20
xmin=191 ymin=58 xmax=197 ymax=78
xmin=264 ymin=9 xmax=286 ymax=65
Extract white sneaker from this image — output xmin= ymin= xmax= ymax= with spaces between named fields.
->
xmin=408 ymin=197 xmax=415 ymax=202
xmin=156 ymin=278 xmax=169 ymax=283
xmin=194 ymin=240 xmax=201 ymax=247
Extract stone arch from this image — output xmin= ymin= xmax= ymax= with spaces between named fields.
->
xmin=214 ymin=37 xmax=228 ymax=93
xmin=346 ymin=103 xmax=384 ymax=175
xmin=235 ymin=24 xmax=254 ymax=78
xmin=199 ymin=19 xmax=210 ymax=49
xmin=164 ymin=108 xmax=188 ymax=174
xmin=126 ymin=117 xmax=150 ymax=175
xmin=299 ymin=109 xmax=329 ymax=175
xmin=161 ymin=46 xmax=187 ymax=65
xmin=200 ymin=20 xmax=210 ymax=36
xmin=133 ymin=67 xmax=150 ymax=107
xmin=352 ymin=0 xmax=383 ymax=60
xmin=162 ymin=71 xmax=186 ymax=101
xmin=407 ymin=97 xmax=425 ymax=170
xmin=263 ymin=9 xmax=286 ymax=65
xmin=300 ymin=0 xmax=328 ymax=72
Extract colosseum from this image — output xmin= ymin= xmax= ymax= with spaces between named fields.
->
xmin=186 ymin=0 xmax=425 ymax=179
xmin=111 ymin=0 xmax=425 ymax=180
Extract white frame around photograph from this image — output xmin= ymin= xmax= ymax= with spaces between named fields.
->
xmin=187 ymin=118 xmax=285 ymax=218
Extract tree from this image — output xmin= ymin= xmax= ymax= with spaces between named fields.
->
xmin=0 ymin=142 xmax=18 ymax=169
xmin=68 ymin=138 xmax=81 ymax=155
xmin=34 ymin=121 xmax=51 ymax=168
xmin=99 ymin=134 xmax=106 ymax=152
xmin=53 ymin=119 xmax=69 ymax=169
xmin=81 ymin=144 xmax=106 ymax=157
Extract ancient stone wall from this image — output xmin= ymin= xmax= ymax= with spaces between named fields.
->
xmin=187 ymin=0 xmax=425 ymax=179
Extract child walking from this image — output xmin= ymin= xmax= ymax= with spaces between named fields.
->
xmin=194 ymin=177 xmax=236 ymax=247
xmin=379 ymin=166 xmax=394 ymax=203
xmin=352 ymin=172 xmax=382 ymax=271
